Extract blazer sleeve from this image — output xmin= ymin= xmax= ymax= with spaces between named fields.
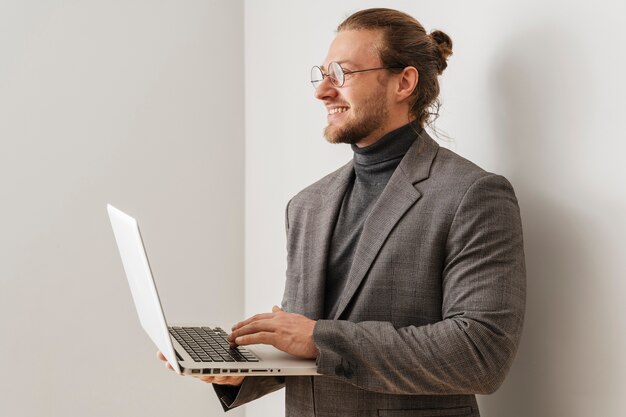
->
xmin=313 ymin=174 xmax=526 ymax=395
xmin=213 ymin=376 xmax=285 ymax=412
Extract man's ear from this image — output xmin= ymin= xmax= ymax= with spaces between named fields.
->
xmin=395 ymin=66 xmax=419 ymax=103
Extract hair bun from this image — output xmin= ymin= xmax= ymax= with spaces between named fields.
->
xmin=430 ymin=30 xmax=453 ymax=74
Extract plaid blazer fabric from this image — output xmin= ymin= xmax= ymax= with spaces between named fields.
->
xmin=215 ymin=130 xmax=526 ymax=417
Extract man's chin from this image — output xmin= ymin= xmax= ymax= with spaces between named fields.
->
xmin=324 ymin=134 xmax=343 ymax=145
xmin=324 ymin=125 xmax=359 ymax=145
xmin=323 ymin=125 xmax=341 ymax=144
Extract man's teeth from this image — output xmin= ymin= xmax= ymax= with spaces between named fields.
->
xmin=329 ymin=107 xmax=349 ymax=114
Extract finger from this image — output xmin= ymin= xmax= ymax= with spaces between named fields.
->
xmin=158 ymin=351 xmax=176 ymax=372
xmin=214 ymin=376 xmax=245 ymax=386
xmin=229 ymin=319 xmax=279 ymax=341
xmin=235 ymin=331 xmax=276 ymax=346
xmin=194 ymin=375 xmax=245 ymax=385
xmin=272 ymin=305 xmax=283 ymax=313
xmin=231 ymin=312 xmax=275 ymax=331
xmin=198 ymin=377 xmax=224 ymax=384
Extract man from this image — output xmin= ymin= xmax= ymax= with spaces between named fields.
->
xmin=160 ymin=8 xmax=526 ymax=417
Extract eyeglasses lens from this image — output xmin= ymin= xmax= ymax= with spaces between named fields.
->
xmin=311 ymin=66 xmax=324 ymax=89
xmin=311 ymin=62 xmax=346 ymax=89
xmin=329 ymin=62 xmax=344 ymax=87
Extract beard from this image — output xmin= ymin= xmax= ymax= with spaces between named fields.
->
xmin=323 ymin=89 xmax=389 ymax=145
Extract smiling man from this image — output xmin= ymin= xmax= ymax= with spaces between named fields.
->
xmin=160 ymin=8 xmax=526 ymax=417
xmin=313 ymin=29 xmax=417 ymax=149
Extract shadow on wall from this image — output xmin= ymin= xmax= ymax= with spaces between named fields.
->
xmin=478 ymin=23 xmax=593 ymax=417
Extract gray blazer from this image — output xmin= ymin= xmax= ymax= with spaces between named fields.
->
xmin=215 ymin=130 xmax=526 ymax=417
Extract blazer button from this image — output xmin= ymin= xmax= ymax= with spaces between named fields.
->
xmin=334 ymin=364 xmax=344 ymax=376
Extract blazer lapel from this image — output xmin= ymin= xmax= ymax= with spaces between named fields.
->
xmin=333 ymin=131 xmax=440 ymax=319
xmin=300 ymin=161 xmax=355 ymax=320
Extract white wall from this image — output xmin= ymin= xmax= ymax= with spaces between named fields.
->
xmin=0 ymin=1 xmax=244 ymax=417
xmin=244 ymin=1 xmax=626 ymax=416
xmin=2 ymin=2 xmax=625 ymax=416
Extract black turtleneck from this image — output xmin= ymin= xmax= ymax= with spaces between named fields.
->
xmin=324 ymin=122 xmax=421 ymax=318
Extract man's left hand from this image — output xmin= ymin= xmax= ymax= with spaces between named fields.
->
xmin=228 ymin=306 xmax=320 ymax=359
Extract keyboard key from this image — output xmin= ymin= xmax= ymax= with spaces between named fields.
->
xmin=169 ymin=326 xmax=259 ymax=362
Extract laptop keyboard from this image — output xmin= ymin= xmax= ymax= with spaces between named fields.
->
xmin=169 ymin=326 xmax=259 ymax=363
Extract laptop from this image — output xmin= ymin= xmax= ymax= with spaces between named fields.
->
xmin=107 ymin=204 xmax=319 ymax=377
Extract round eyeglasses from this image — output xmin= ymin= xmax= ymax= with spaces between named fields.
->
xmin=311 ymin=61 xmax=404 ymax=89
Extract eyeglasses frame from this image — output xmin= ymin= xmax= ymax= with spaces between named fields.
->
xmin=311 ymin=61 xmax=405 ymax=89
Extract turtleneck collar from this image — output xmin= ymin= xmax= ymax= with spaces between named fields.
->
xmin=351 ymin=121 xmax=422 ymax=184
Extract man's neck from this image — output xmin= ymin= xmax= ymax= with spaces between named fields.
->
xmin=354 ymin=116 xmax=418 ymax=148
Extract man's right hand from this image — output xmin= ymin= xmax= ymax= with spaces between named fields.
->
xmin=156 ymin=351 xmax=245 ymax=387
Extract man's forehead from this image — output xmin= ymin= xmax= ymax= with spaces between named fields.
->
xmin=322 ymin=30 xmax=382 ymax=67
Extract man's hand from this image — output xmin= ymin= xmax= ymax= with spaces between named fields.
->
xmin=228 ymin=306 xmax=320 ymax=359
xmin=156 ymin=351 xmax=245 ymax=386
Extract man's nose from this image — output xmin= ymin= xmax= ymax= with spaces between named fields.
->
xmin=314 ymin=77 xmax=337 ymax=101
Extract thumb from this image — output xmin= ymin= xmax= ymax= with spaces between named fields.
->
xmin=272 ymin=305 xmax=283 ymax=313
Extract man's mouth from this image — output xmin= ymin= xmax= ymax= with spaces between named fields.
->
xmin=328 ymin=106 xmax=349 ymax=115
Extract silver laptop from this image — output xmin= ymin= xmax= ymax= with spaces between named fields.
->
xmin=107 ymin=204 xmax=319 ymax=377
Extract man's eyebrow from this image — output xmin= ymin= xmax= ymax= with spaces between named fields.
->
xmin=320 ymin=60 xmax=355 ymax=71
